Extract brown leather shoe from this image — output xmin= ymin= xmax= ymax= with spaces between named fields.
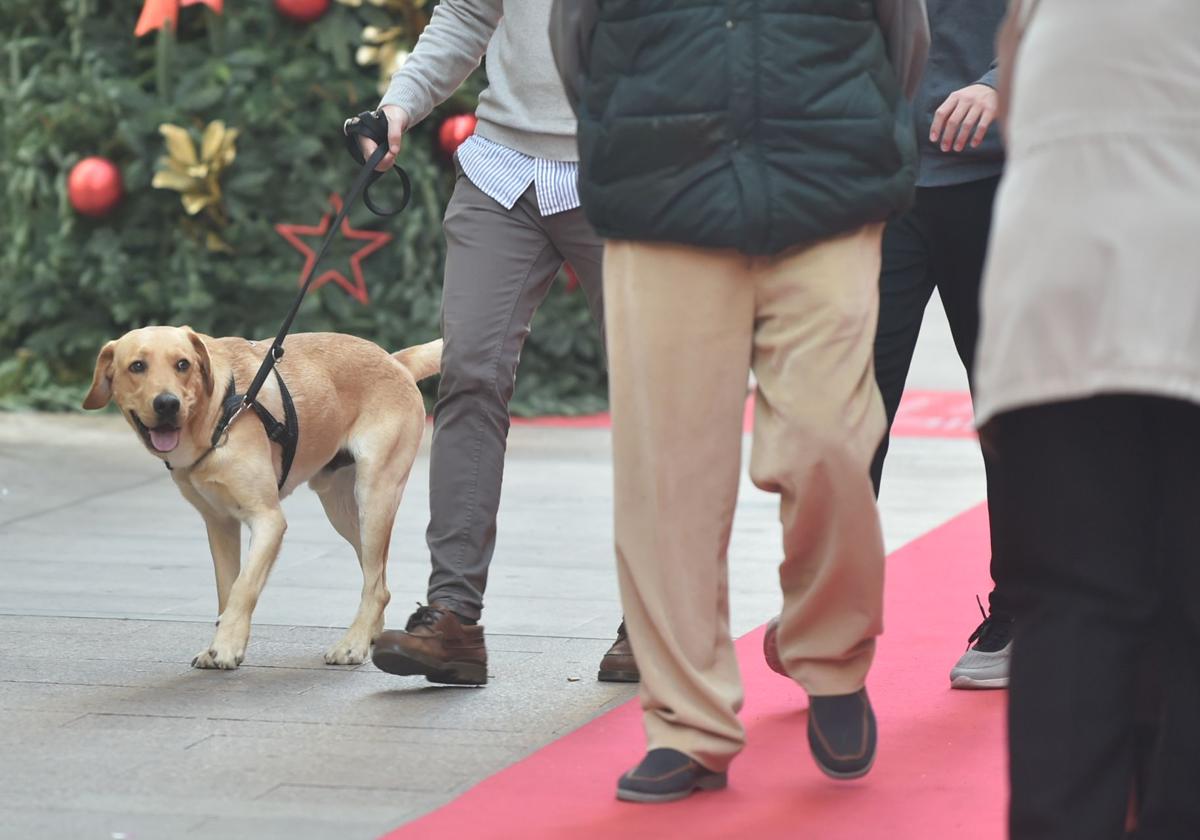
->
xmin=597 ymin=621 xmax=640 ymax=683
xmin=763 ymin=615 xmax=787 ymax=677
xmin=371 ymin=603 xmax=487 ymax=685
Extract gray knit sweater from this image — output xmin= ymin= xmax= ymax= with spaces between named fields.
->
xmin=379 ymin=0 xmax=578 ymax=161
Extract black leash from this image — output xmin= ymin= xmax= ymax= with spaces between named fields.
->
xmin=180 ymin=110 xmax=411 ymax=485
xmin=241 ymin=110 xmax=412 ymax=408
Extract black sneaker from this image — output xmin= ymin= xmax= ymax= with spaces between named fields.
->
xmin=807 ymin=688 xmax=877 ymax=780
xmin=616 ymin=748 xmax=727 ymax=803
xmin=949 ymin=596 xmax=1014 ymax=690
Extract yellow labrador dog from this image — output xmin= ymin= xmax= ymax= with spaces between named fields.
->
xmin=83 ymin=326 xmax=440 ymax=670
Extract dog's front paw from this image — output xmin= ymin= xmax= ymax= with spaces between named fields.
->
xmin=324 ymin=638 xmax=370 ymax=666
xmin=192 ymin=645 xmax=244 ymax=670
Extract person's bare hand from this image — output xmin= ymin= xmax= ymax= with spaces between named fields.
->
xmin=930 ymin=84 xmax=999 ymax=153
xmin=358 ymin=104 xmax=410 ymax=172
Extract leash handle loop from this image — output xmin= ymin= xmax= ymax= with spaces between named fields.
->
xmin=342 ymin=109 xmax=413 ymax=217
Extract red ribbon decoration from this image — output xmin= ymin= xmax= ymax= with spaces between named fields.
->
xmin=135 ymin=0 xmax=224 ymax=37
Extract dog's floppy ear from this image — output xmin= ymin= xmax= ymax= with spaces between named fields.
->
xmin=82 ymin=341 xmax=117 ymax=410
xmin=183 ymin=326 xmax=214 ymax=398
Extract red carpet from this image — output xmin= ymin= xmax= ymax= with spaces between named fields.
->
xmin=381 ymin=503 xmax=1005 ymax=840
xmin=889 ymin=390 xmax=977 ymax=439
xmin=514 ymin=390 xmax=976 ymax=439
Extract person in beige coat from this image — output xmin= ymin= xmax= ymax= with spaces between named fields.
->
xmin=975 ymin=1 xmax=1200 ymax=836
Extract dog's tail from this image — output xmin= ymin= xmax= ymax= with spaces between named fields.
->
xmin=393 ymin=339 xmax=443 ymax=382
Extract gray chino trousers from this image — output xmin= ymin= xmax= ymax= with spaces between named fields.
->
xmin=425 ymin=169 xmax=604 ymax=622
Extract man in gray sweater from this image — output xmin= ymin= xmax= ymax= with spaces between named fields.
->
xmin=361 ymin=0 xmax=635 ymax=686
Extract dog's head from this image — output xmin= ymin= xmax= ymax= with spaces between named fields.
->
xmin=83 ymin=326 xmax=215 ymax=457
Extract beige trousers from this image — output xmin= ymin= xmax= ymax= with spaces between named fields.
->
xmin=604 ymin=225 xmax=888 ymax=771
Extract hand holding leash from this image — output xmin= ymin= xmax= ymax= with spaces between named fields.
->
xmin=342 ymin=108 xmax=413 ymax=217
xmin=353 ymin=104 xmax=408 ymax=172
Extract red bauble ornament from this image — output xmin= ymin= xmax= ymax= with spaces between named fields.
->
xmin=67 ymin=157 xmax=124 ymax=218
xmin=273 ymin=0 xmax=329 ymax=23
xmin=438 ymin=114 xmax=477 ymax=158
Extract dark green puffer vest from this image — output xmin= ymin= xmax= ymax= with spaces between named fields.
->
xmin=576 ymin=0 xmax=918 ymax=256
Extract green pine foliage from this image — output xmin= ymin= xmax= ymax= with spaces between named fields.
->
xmin=0 ymin=0 xmax=606 ymax=414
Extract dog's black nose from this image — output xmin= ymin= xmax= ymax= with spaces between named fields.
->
xmin=153 ymin=393 xmax=181 ymax=418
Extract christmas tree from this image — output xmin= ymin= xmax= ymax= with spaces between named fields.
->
xmin=0 ymin=0 xmax=605 ymax=414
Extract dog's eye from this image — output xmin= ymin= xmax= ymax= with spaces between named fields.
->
xmin=176 ymin=359 xmax=191 ymax=372
xmin=129 ymin=361 xmax=146 ymax=374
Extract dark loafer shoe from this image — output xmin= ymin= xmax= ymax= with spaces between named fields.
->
xmin=807 ymin=688 xmax=877 ymax=780
xmin=598 ymin=620 xmax=640 ymax=683
xmin=616 ymin=748 xmax=727 ymax=803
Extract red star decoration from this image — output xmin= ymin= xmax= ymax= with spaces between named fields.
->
xmin=274 ymin=193 xmax=392 ymax=305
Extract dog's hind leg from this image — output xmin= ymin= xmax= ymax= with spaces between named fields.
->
xmin=312 ymin=464 xmax=381 ymax=665
xmin=324 ymin=431 xmax=418 ymax=666
xmin=312 ymin=464 xmax=363 ymax=558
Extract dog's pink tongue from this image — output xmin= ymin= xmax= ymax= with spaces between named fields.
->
xmin=150 ymin=427 xmax=180 ymax=453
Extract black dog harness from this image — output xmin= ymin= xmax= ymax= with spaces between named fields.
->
xmin=166 ymin=367 xmax=298 ymax=490
xmin=162 ymin=110 xmax=409 ymax=489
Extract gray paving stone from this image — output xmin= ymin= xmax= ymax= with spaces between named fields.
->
xmin=0 ymin=808 xmax=205 ymax=840
xmin=185 ymin=814 xmax=409 ymax=840
xmin=1 ymin=656 xmax=194 ymax=688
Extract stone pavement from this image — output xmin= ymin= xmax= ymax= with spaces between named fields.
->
xmin=0 ymin=300 xmax=985 ymax=840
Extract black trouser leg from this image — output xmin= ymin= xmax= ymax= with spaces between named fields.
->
xmin=1137 ymin=641 xmax=1200 ymax=839
xmin=992 ymin=397 xmax=1165 ymax=840
xmin=922 ymin=177 xmax=1015 ymax=615
xmin=869 ymin=210 xmax=932 ymax=496
xmin=1135 ymin=399 xmax=1200 ymax=839
xmin=871 ymin=177 xmax=1014 ymax=616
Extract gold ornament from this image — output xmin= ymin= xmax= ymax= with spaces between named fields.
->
xmin=356 ymin=27 xmax=410 ymax=93
xmin=152 ymin=121 xmax=238 ymax=251
xmin=337 ymin=0 xmax=428 ymax=91
xmin=153 ymin=121 xmax=237 ymax=216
